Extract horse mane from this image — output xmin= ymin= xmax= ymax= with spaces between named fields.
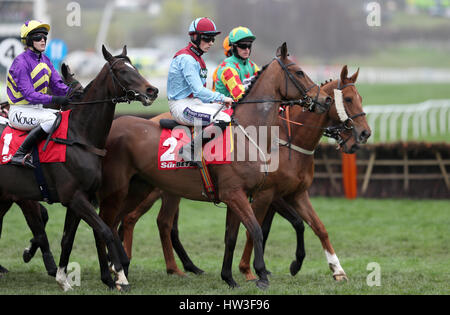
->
xmin=320 ymin=79 xmax=334 ymax=87
xmin=237 ymin=63 xmax=269 ymax=103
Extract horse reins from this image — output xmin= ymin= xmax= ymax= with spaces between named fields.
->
xmin=232 ymin=57 xmax=325 ymax=112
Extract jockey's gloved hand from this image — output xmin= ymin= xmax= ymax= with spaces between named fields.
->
xmin=223 ymin=97 xmax=233 ymax=107
xmin=51 ymin=96 xmax=70 ymax=106
xmin=70 ymin=89 xmax=84 ymax=100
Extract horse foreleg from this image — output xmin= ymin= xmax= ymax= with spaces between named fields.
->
xmin=291 ymin=191 xmax=347 ymax=281
xmin=56 ymin=208 xmax=80 ymax=291
xmin=223 ymin=189 xmax=269 ymax=290
xmin=72 ymin=190 xmax=129 ymax=291
xmin=271 ymin=198 xmax=306 ymax=276
xmin=171 ymin=208 xmax=204 ymax=275
xmin=157 ymin=193 xmax=185 ymax=276
xmin=18 ymin=200 xmax=57 ymax=277
xmin=220 ymin=207 xmax=241 ymax=288
xmin=239 ymin=197 xmax=276 ymax=281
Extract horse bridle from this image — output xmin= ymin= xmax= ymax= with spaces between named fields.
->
xmin=233 ymin=57 xmax=326 ymax=112
xmin=106 ymin=57 xmax=142 ymax=103
xmin=323 ymin=80 xmax=366 ymax=147
xmin=68 ymin=57 xmax=143 ymax=105
xmin=274 ymin=57 xmax=326 ymax=113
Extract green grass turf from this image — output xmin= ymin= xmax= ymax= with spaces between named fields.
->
xmin=0 ymin=197 xmax=448 ymax=295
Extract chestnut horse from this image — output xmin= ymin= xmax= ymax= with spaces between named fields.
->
xmin=117 ymin=65 xmax=370 ymax=285
xmin=94 ymin=42 xmax=332 ymax=289
xmin=0 ymin=45 xmax=158 ymax=291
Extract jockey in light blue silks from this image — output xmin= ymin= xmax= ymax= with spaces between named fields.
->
xmin=6 ymin=20 xmax=71 ymax=168
xmin=167 ymin=17 xmax=233 ymax=163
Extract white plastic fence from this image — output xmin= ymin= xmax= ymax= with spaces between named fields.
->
xmin=363 ymin=99 xmax=450 ymax=142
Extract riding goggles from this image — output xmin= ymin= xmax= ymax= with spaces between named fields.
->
xmin=236 ymin=42 xmax=252 ymax=50
xmin=30 ymin=33 xmax=47 ymax=42
xmin=200 ymin=35 xmax=215 ymax=43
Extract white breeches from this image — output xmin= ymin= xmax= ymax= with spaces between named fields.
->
xmin=8 ymin=105 xmax=59 ymax=133
xmin=168 ymin=98 xmax=231 ymax=126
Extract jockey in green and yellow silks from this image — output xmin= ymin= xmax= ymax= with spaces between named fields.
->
xmin=214 ymin=26 xmax=260 ymax=101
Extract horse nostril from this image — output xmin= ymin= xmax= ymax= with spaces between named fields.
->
xmin=360 ymin=130 xmax=371 ymax=142
xmin=147 ymin=87 xmax=158 ymax=96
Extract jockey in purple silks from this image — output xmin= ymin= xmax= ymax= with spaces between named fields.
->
xmin=6 ymin=20 xmax=71 ymax=168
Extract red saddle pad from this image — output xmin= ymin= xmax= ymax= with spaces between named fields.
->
xmin=158 ymin=124 xmax=233 ymax=170
xmin=0 ymin=110 xmax=71 ymax=164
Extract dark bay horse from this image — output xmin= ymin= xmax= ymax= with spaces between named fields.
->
xmin=0 ymin=64 xmax=85 ymax=278
xmin=0 ymin=63 xmax=86 ymax=278
xmin=94 ymin=42 xmax=332 ymax=289
xmin=0 ymin=45 xmax=158 ymax=291
xmin=116 ymin=65 xmax=370 ymax=284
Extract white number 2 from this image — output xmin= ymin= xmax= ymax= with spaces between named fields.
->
xmin=160 ymin=137 xmax=178 ymax=161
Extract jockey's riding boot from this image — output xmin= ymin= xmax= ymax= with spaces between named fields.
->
xmin=10 ymin=126 xmax=48 ymax=169
xmin=179 ymin=131 xmax=205 ymax=169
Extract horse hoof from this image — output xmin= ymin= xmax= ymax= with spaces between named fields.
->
xmin=0 ymin=265 xmax=9 ymax=274
xmin=226 ymin=279 xmax=240 ymax=289
xmin=116 ymin=283 xmax=131 ymax=292
xmin=256 ymin=279 xmax=269 ymax=290
xmin=57 ymin=280 xmax=73 ymax=292
xmin=186 ymin=266 xmax=205 ymax=275
xmin=290 ymin=260 xmax=303 ymax=276
xmin=333 ymin=273 xmax=348 ymax=282
xmin=23 ymin=249 xmax=32 ymax=263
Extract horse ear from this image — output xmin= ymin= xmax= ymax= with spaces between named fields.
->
xmin=340 ymin=65 xmax=349 ymax=83
xmin=122 ymin=45 xmax=127 ymax=56
xmin=102 ymin=45 xmax=113 ymax=62
xmin=276 ymin=42 xmax=288 ymax=59
xmin=350 ymin=67 xmax=360 ymax=83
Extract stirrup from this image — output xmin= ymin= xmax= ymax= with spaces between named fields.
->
xmin=10 ymin=153 xmax=35 ymax=169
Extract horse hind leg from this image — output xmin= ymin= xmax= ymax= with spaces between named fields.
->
xmin=18 ymin=200 xmax=57 ymax=277
xmin=157 ymin=193 xmax=185 ymax=276
xmin=171 ymin=209 xmax=204 ymax=275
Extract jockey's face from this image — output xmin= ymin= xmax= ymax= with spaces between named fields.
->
xmin=236 ymin=42 xmax=252 ymax=60
xmin=31 ymin=33 xmax=47 ymax=52
xmin=198 ymin=34 xmax=215 ymax=53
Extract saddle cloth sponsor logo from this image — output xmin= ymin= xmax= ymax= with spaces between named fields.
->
xmin=158 ymin=125 xmax=233 ymax=170
xmin=0 ymin=110 xmax=71 ymax=164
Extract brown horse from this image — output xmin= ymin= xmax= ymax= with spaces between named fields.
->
xmin=95 ymin=43 xmax=332 ymax=289
xmin=0 ymin=45 xmax=158 ymax=291
xmin=117 ymin=65 xmax=370 ymax=284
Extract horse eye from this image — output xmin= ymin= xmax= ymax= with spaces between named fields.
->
xmin=344 ymin=97 xmax=352 ymax=103
xmin=296 ymin=70 xmax=304 ymax=77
